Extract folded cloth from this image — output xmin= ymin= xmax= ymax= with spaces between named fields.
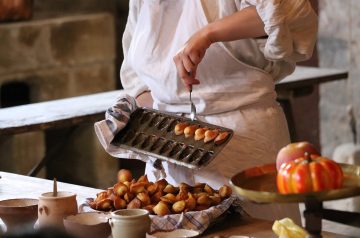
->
xmin=95 ymin=94 xmax=135 ymax=148
xmin=94 ymin=94 xmax=164 ymax=172
xmin=80 ymin=195 xmax=246 ymax=234
xmin=149 ymin=195 xmax=239 ymax=234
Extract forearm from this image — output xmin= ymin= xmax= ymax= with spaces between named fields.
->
xmin=205 ymin=6 xmax=266 ymax=43
xmin=135 ymin=91 xmax=153 ymax=108
xmin=173 ymin=6 xmax=267 ymax=88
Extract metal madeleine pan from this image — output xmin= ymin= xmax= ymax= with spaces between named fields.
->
xmin=111 ymin=108 xmax=233 ymax=169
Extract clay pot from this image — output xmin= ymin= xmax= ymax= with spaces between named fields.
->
xmin=0 ymin=0 xmax=33 ymax=22
xmin=38 ymin=191 xmax=78 ymax=229
xmin=64 ymin=212 xmax=111 ymax=238
xmin=0 ymin=198 xmax=38 ymax=233
xmin=109 ymin=209 xmax=151 ymax=238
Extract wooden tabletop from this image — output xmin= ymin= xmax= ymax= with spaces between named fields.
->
xmin=0 ymin=171 xmax=349 ymax=238
xmin=0 ymin=171 xmax=102 ymax=203
xmin=275 ymin=66 xmax=348 ymax=91
xmin=0 ymin=66 xmax=348 ymax=135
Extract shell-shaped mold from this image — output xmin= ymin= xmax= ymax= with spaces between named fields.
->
xmin=150 ymin=137 xmax=166 ymax=151
xmin=178 ymin=146 xmax=194 ymax=161
xmin=141 ymin=135 xmax=157 ymax=149
xmin=148 ymin=114 xmax=163 ymax=127
xmin=121 ymin=130 xmax=136 ymax=144
xmin=167 ymin=119 xmax=179 ymax=133
xmin=197 ymin=151 xmax=214 ymax=166
xmin=140 ymin=112 xmax=154 ymax=124
xmin=132 ymin=133 xmax=147 ymax=146
xmin=157 ymin=117 xmax=172 ymax=131
xmin=188 ymin=149 xmax=205 ymax=164
xmin=131 ymin=109 xmax=145 ymax=122
xmin=159 ymin=140 xmax=176 ymax=154
xmin=169 ymin=143 xmax=185 ymax=157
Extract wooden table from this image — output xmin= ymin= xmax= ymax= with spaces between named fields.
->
xmin=0 ymin=171 xmax=349 ymax=238
xmin=275 ymin=66 xmax=348 ymax=92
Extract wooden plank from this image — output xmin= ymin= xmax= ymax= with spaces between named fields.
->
xmin=0 ymin=171 xmax=102 ymax=206
xmin=0 ymin=90 xmax=126 ymax=135
xmin=0 ymin=67 xmax=348 ymax=135
xmin=276 ymin=66 xmax=348 ymax=90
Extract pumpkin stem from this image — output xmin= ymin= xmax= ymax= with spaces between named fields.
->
xmin=304 ymin=152 xmax=311 ymax=162
xmin=347 ymin=105 xmax=357 ymax=144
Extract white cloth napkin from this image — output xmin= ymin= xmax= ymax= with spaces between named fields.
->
xmin=80 ymin=195 xmax=246 ymax=234
xmin=94 ymin=94 xmax=165 ymax=176
xmin=94 ymin=94 xmax=136 ymax=151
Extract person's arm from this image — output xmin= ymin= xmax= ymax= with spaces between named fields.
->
xmin=136 ymin=91 xmax=153 ymax=108
xmin=173 ymin=6 xmax=265 ymax=91
xmin=120 ymin=0 xmax=153 ymax=108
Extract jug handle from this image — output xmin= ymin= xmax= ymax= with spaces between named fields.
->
xmin=38 ymin=206 xmax=49 ymax=215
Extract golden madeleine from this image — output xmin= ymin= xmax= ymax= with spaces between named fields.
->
xmin=174 ymin=122 xmax=189 ymax=135
xmin=214 ymin=131 xmax=230 ymax=145
xmin=204 ymin=129 xmax=219 ymax=143
xmin=184 ymin=124 xmax=199 ymax=138
xmin=172 ymin=200 xmax=186 ymax=213
xmin=153 ymin=201 xmax=171 ymax=216
xmin=194 ymin=127 xmax=207 ymax=141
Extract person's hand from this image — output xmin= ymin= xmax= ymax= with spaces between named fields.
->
xmin=173 ymin=29 xmax=212 ymax=91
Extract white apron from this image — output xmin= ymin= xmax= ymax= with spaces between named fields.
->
xmin=127 ymin=0 xmax=301 ymax=223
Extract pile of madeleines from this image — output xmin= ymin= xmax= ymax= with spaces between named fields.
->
xmin=89 ymin=169 xmax=232 ymax=216
xmin=174 ymin=122 xmax=230 ymax=145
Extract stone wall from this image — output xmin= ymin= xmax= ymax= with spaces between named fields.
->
xmin=318 ymin=1 xmax=360 ymax=236
xmin=318 ymin=1 xmax=357 ymax=157
xmin=0 ymin=13 xmax=119 ymax=188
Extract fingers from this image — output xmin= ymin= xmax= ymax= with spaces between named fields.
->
xmin=182 ymin=56 xmax=195 ymax=74
xmin=173 ymin=52 xmax=200 ymax=91
xmin=189 ymin=50 xmax=203 ymax=65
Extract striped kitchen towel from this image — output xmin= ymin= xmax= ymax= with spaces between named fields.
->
xmin=149 ymin=195 xmax=246 ymax=234
xmin=94 ymin=94 xmax=155 ymax=163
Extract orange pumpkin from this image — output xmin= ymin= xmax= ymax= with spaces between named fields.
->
xmin=277 ymin=153 xmax=344 ymax=194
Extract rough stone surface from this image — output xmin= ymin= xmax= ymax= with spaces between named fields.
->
xmin=0 ymin=13 xmax=118 ymax=187
xmin=318 ymin=0 xmax=350 ymax=40
xmin=319 ymin=0 xmax=360 ymax=236
xmin=318 ymin=0 xmax=352 ymax=156
xmin=0 ymin=63 xmax=115 ymax=101
xmin=33 ymin=0 xmax=118 ymax=19
xmin=0 ymin=13 xmax=115 ymax=76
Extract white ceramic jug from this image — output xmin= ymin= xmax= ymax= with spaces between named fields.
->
xmin=38 ymin=191 xmax=78 ymax=229
xmin=109 ymin=209 xmax=151 ymax=238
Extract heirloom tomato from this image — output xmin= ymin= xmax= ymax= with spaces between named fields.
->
xmin=277 ymin=153 xmax=343 ymax=194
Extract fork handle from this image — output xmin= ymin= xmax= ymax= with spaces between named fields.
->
xmin=188 ymin=71 xmax=193 ymax=93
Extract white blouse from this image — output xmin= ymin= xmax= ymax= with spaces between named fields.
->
xmin=120 ymin=0 xmax=318 ymax=99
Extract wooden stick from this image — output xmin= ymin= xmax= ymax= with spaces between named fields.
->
xmin=53 ymin=178 xmax=57 ymax=197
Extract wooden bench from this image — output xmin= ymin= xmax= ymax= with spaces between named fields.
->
xmin=0 ymin=66 xmax=348 ymax=176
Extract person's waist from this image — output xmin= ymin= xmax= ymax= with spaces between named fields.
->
xmin=153 ymin=92 xmax=277 ymax=116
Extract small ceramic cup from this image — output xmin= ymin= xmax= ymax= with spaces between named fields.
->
xmin=38 ymin=191 xmax=78 ymax=229
xmin=64 ymin=212 xmax=111 ymax=238
xmin=0 ymin=198 xmax=38 ymax=233
xmin=109 ymin=209 xmax=151 ymax=238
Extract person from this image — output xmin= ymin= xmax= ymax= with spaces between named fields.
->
xmin=109 ymin=0 xmax=317 ymax=223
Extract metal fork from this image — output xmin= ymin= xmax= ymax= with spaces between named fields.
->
xmin=189 ymin=85 xmax=196 ymax=121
